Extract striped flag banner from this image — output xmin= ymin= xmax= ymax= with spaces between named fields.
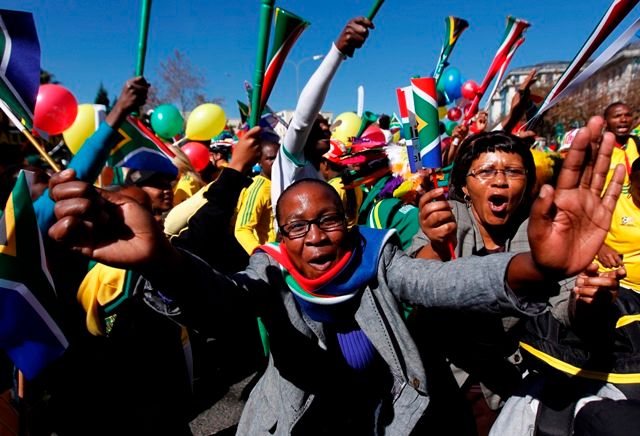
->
xmin=396 ymin=86 xmax=421 ymax=172
xmin=411 ymin=77 xmax=442 ymax=169
xmin=0 ymin=9 xmax=40 ymax=131
xmin=108 ymin=116 xmax=178 ymax=176
xmin=0 ymin=171 xmax=69 ymax=379
xmin=464 ymin=16 xmax=530 ymax=123
xmin=534 ymin=8 xmax=640 ymax=118
xmin=484 ymin=37 xmax=525 ymax=112
xmin=260 ymin=7 xmax=309 ymax=113
xmin=433 ymin=17 xmax=470 ymax=83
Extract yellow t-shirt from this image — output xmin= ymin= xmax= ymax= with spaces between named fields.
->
xmin=173 ymin=172 xmax=203 ymax=206
xmin=597 ymin=192 xmax=640 ymax=292
xmin=328 ymin=177 xmax=363 ymax=228
xmin=605 ymin=137 xmax=639 ymax=195
xmin=234 ymin=175 xmax=275 ymax=255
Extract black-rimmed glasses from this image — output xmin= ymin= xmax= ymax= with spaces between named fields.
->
xmin=279 ymin=213 xmax=346 ymax=239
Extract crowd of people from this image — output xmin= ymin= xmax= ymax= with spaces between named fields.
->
xmin=2 ymin=14 xmax=640 ymax=436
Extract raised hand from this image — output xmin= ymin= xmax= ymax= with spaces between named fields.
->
xmin=228 ymin=126 xmax=263 ymax=175
xmin=106 ymin=76 xmax=150 ymax=128
xmin=527 ymin=116 xmax=625 ymax=278
xmin=416 ymin=188 xmax=457 ymax=260
xmin=47 ymin=169 xmax=177 ymax=270
xmin=335 ymin=17 xmax=374 ymax=58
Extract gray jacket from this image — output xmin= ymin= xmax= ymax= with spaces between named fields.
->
xmin=145 ymin=231 xmax=547 ymax=435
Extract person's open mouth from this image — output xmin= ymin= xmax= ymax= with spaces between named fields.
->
xmin=488 ymin=194 xmax=509 ymax=214
xmin=308 ymin=254 xmax=335 ymax=271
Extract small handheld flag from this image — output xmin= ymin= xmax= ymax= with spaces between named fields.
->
xmin=411 ymin=77 xmax=442 ymax=169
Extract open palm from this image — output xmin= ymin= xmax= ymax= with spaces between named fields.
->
xmin=528 ymin=117 xmax=624 ymax=278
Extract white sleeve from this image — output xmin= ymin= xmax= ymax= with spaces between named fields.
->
xmin=271 ymin=43 xmax=346 ymax=214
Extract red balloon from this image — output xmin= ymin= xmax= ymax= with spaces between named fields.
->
xmin=33 ymin=84 xmax=78 ymax=135
xmin=182 ymin=141 xmax=210 ymax=172
xmin=460 ymin=80 xmax=480 ymax=101
xmin=447 ymin=107 xmax=462 ymax=122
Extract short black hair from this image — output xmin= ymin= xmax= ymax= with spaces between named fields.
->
xmin=604 ymin=101 xmax=630 ymax=119
xmin=631 ymin=158 xmax=640 ymax=174
xmin=449 ymin=131 xmax=537 ymax=204
xmin=378 ymin=114 xmax=390 ymax=130
xmin=275 ymin=178 xmax=344 ymax=224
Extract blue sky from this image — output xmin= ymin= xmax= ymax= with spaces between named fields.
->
xmin=5 ymin=0 xmax=640 ymax=119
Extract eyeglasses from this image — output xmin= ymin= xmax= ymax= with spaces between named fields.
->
xmin=279 ymin=213 xmax=346 ymax=239
xmin=466 ymin=167 xmax=527 ymax=181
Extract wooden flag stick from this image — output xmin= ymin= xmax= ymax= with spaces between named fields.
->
xmin=0 ymin=100 xmax=60 ymax=172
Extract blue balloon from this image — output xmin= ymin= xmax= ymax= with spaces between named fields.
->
xmin=443 ymin=67 xmax=463 ymax=101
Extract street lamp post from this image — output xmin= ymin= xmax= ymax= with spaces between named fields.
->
xmin=288 ymin=54 xmax=324 ymax=100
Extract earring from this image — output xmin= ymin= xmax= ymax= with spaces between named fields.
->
xmin=464 ymin=194 xmax=471 ymax=203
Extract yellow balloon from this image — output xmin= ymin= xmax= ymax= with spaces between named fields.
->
xmin=62 ymin=104 xmax=103 ymax=154
xmin=331 ymin=112 xmax=361 ymax=145
xmin=438 ymin=106 xmax=448 ymax=120
xmin=185 ymin=103 xmax=226 ymax=140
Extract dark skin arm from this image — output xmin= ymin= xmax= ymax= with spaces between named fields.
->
xmin=47 ymin=119 xmax=624 ymax=296
xmin=105 ymin=76 xmax=150 ymax=128
xmin=506 ymin=116 xmax=624 ymax=291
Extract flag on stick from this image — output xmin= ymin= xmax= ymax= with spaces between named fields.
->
xmin=108 ymin=116 xmax=177 ymax=176
xmin=396 ymin=87 xmax=421 ymax=173
xmin=237 ymin=100 xmax=249 ymax=124
xmin=533 ymin=0 xmax=640 ymax=118
xmin=0 ymin=9 xmax=40 ymax=131
xmin=0 ymin=9 xmax=60 ymax=170
xmin=260 ymin=7 xmax=309 ymax=113
xmin=463 ymin=16 xmax=530 ymax=123
xmin=411 ymin=77 xmax=442 ymax=169
xmin=0 ymin=171 xmax=69 ymax=379
xmin=433 ymin=17 xmax=470 ymax=83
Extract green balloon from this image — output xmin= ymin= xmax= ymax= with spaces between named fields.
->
xmin=151 ymin=104 xmax=184 ymax=139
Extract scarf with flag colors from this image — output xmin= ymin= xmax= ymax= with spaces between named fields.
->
xmin=0 ymin=9 xmax=40 ymax=131
xmin=0 ymin=171 xmax=68 ymax=380
xmin=257 ymin=227 xmax=395 ymax=323
xmin=108 ymin=116 xmax=178 ymax=176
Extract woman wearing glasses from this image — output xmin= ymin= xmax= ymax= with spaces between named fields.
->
xmin=47 ymin=121 xmax=624 ymax=435
xmin=408 ymin=131 xmax=546 ymax=435
xmin=412 ymin=131 xmax=536 ymax=262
